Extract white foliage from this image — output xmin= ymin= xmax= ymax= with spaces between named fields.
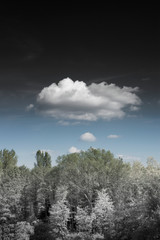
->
xmin=93 ymin=189 xmax=114 ymax=231
xmin=49 ymin=187 xmax=70 ymax=238
xmin=94 ymin=189 xmax=114 ymax=216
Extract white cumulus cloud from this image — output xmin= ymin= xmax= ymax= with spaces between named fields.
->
xmin=35 ymin=77 xmax=141 ymax=121
xmin=80 ymin=132 xmax=96 ymax=142
xmin=107 ymin=134 xmax=120 ymax=139
xmin=69 ymin=146 xmax=80 ymax=153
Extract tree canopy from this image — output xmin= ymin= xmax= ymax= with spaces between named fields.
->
xmin=1 ymin=148 xmax=160 ymax=239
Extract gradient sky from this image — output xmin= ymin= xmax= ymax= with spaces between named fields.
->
xmin=0 ymin=9 xmax=160 ymax=168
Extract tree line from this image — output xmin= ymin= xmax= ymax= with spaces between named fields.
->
xmin=0 ymin=148 xmax=160 ymax=239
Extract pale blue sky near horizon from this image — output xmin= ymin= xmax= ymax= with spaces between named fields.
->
xmin=0 ymin=106 xmax=159 ymax=168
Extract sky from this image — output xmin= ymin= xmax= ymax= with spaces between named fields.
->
xmin=0 ymin=9 xmax=160 ymax=168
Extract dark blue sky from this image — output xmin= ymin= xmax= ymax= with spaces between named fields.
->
xmin=0 ymin=9 xmax=160 ymax=168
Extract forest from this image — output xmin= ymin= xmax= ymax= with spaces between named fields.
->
xmin=0 ymin=148 xmax=160 ymax=240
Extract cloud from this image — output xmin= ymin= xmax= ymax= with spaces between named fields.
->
xmin=141 ymin=77 xmax=150 ymax=82
xmin=117 ymin=154 xmax=141 ymax=161
xmin=58 ymin=120 xmax=81 ymax=126
xmin=58 ymin=120 xmax=70 ymax=126
xmin=107 ymin=134 xmax=120 ymax=139
xmin=26 ymin=104 xmax=34 ymax=111
xmin=35 ymin=77 xmax=141 ymax=121
xmin=130 ymin=106 xmax=140 ymax=111
xmin=80 ymin=132 xmax=96 ymax=142
xmin=69 ymin=146 xmax=80 ymax=153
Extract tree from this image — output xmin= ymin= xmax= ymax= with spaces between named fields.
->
xmin=35 ymin=150 xmax=51 ymax=169
xmin=45 ymin=166 xmax=61 ymax=203
xmin=29 ymin=151 xmax=52 ymax=219
xmin=92 ymin=189 xmax=114 ymax=236
xmin=0 ymin=149 xmax=17 ymax=170
xmin=15 ymin=221 xmax=34 ymax=240
xmin=0 ymin=166 xmax=30 ymax=222
xmin=49 ymin=186 xmax=70 ymax=239
xmin=75 ymin=206 xmax=95 ymax=239
xmin=57 ymin=148 xmax=130 ymax=211
xmin=74 ymin=189 xmax=114 ymax=239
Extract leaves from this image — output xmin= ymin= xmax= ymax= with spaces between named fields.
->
xmin=1 ymin=147 xmax=160 ymax=239
xmin=49 ymin=188 xmax=70 ymax=238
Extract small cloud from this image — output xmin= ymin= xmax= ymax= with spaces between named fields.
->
xmin=141 ymin=77 xmax=150 ymax=82
xmin=117 ymin=154 xmax=141 ymax=161
xmin=69 ymin=146 xmax=80 ymax=153
xmin=80 ymin=132 xmax=96 ymax=142
xmin=58 ymin=120 xmax=81 ymax=126
xmin=130 ymin=106 xmax=140 ymax=111
xmin=58 ymin=120 xmax=70 ymax=126
xmin=107 ymin=134 xmax=120 ymax=139
xmin=72 ymin=121 xmax=81 ymax=125
xmin=26 ymin=104 xmax=34 ymax=111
